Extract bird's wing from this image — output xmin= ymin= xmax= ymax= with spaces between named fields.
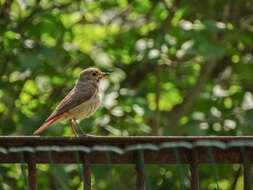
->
xmin=46 ymin=83 xmax=97 ymax=122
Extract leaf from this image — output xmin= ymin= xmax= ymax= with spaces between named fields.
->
xmin=39 ymin=47 xmax=60 ymax=66
xmin=188 ymin=40 xmax=225 ymax=61
xmin=17 ymin=52 xmax=41 ymax=71
xmin=245 ymin=109 xmax=253 ymax=127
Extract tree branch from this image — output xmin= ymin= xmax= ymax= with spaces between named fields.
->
xmin=16 ymin=0 xmax=41 ymax=31
xmin=0 ymin=0 xmax=13 ymax=20
xmin=154 ymin=65 xmax=162 ymax=135
xmin=167 ymin=61 xmax=218 ymax=135
xmin=231 ymin=166 xmax=242 ymax=190
xmin=123 ymin=1 xmax=178 ymax=87
xmin=16 ymin=0 xmax=77 ymax=31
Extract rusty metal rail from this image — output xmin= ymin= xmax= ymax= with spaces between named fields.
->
xmin=0 ymin=136 xmax=253 ymax=190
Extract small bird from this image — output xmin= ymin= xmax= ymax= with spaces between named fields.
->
xmin=33 ymin=68 xmax=109 ymax=136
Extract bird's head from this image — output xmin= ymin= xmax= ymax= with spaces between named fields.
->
xmin=78 ymin=68 xmax=110 ymax=83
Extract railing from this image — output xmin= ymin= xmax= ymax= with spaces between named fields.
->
xmin=0 ymin=136 xmax=253 ymax=190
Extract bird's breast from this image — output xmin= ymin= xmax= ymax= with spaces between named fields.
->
xmin=69 ymin=91 xmax=100 ymax=120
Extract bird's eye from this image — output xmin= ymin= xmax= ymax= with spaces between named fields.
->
xmin=92 ymin=72 xmax=97 ymax=76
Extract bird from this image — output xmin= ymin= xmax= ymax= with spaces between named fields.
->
xmin=33 ymin=67 xmax=109 ymax=136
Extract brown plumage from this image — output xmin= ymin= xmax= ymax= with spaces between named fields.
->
xmin=33 ymin=68 xmax=109 ymax=136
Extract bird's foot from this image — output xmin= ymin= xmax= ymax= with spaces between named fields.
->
xmin=81 ymin=133 xmax=96 ymax=137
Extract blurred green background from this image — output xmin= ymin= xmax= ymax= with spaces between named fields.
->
xmin=0 ymin=0 xmax=253 ymax=189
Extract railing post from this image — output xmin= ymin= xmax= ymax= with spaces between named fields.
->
xmin=135 ymin=151 xmax=145 ymax=190
xmin=190 ymin=149 xmax=199 ymax=190
xmin=83 ymin=153 xmax=91 ymax=190
xmin=243 ymin=149 xmax=251 ymax=190
xmin=28 ymin=153 xmax=37 ymax=190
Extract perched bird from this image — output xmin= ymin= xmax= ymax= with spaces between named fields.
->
xmin=33 ymin=68 xmax=109 ymax=136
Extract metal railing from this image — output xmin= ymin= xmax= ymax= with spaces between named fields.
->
xmin=0 ymin=136 xmax=253 ymax=190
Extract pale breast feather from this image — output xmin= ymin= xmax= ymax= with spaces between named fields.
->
xmin=69 ymin=89 xmax=100 ymax=120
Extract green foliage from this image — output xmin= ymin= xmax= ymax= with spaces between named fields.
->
xmin=0 ymin=0 xmax=253 ymax=189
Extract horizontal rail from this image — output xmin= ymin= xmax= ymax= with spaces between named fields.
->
xmin=2 ymin=136 xmax=253 ymax=146
xmin=0 ymin=147 xmax=252 ymax=164
xmin=0 ymin=136 xmax=252 ymax=164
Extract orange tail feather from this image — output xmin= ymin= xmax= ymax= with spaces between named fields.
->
xmin=33 ymin=114 xmax=64 ymax=135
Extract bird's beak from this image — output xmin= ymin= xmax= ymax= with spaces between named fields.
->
xmin=100 ymin=72 xmax=110 ymax=79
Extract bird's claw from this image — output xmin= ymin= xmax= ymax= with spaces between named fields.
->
xmin=80 ymin=133 xmax=96 ymax=137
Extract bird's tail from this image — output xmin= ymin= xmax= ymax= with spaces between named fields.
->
xmin=33 ymin=114 xmax=64 ymax=135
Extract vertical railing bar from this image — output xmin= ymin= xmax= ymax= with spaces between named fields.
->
xmin=83 ymin=153 xmax=91 ymax=190
xmin=135 ymin=151 xmax=145 ymax=190
xmin=28 ymin=153 xmax=37 ymax=190
xmin=242 ymin=148 xmax=251 ymax=190
xmin=136 ymin=163 xmax=145 ymax=190
xmin=47 ymin=151 xmax=60 ymax=190
xmin=190 ymin=149 xmax=199 ymax=190
xmin=76 ymin=151 xmax=85 ymax=189
xmin=244 ymin=161 xmax=251 ymax=190
xmin=173 ymin=148 xmax=186 ymax=190
xmin=47 ymin=151 xmax=71 ymax=190
xmin=104 ymin=152 xmax=116 ymax=190
xmin=207 ymin=147 xmax=220 ymax=190
xmin=19 ymin=152 xmax=29 ymax=189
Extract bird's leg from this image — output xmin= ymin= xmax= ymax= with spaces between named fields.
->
xmin=73 ymin=119 xmax=96 ymax=137
xmin=73 ymin=119 xmax=86 ymax=136
xmin=69 ymin=119 xmax=78 ymax=136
